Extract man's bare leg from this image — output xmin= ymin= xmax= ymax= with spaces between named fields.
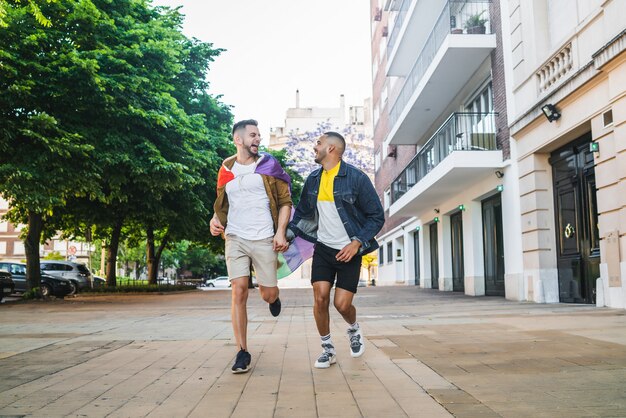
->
xmin=312 ymin=281 xmax=332 ymax=335
xmin=333 ymin=288 xmax=356 ymax=325
xmin=258 ymin=285 xmax=279 ymax=304
xmin=230 ymin=277 xmax=249 ymax=350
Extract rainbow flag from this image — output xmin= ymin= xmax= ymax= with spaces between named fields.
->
xmin=277 ymin=236 xmax=315 ymax=279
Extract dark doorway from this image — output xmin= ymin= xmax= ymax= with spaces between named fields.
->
xmin=450 ymin=211 xmax=465 ymax=292
xmin=550 ymin=133 xmax=600 ymax=304
xmin=483 ymin=193 xmax=505 ymax=296
xmin=429 ymin=223 xmax=439 ymax=289
xmin=413 ymin=231 xmax=420 ymax=286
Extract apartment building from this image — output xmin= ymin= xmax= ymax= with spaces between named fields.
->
xmin=269 ymin=91 xmax=371 ymax=150
xmin=0 ymin=197 xmax=92 ymax=264
xmin=371 ymin=0 xmax=523 ymax=297
xmin=500 ymin=0 xmax=626 ymax=308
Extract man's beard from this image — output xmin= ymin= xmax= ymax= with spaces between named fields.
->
xmin=314 ymin=150 xmax=325 ymax=164
xmin=245 ymin=144 xmax=259 ymax=156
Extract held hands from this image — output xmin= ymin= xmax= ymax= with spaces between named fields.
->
xmin=336 ymin=240 xmax=361 ymax=263
xmin=273 ymin=233 xmax=289 ymax=253
xmin=209 ymin=216 xmax=225 ymax=236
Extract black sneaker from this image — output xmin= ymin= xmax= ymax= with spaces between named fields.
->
xmin=231 ymin=349 xmax=251 ymax=374
xmin=269 ymin=297 xmax=281 ymax=317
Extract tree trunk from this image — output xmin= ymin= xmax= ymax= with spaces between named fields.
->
xmin=24 ymin=211 xmax=44 ymax=292
xmin=106 ymin=219 xmax=123 ymax=287
xmin=146 ymin=227 xmax=156 ymax=285
xmin=154 ymin=234 xmax=168 ymax=282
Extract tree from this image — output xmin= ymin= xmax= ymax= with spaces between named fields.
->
xmin=51 ymin=1 xmax=232 ymax=286
xmin=0 ymin=0 xmax=102 ymax=291
xmin=284 ymin=121 xmax=374 ymax=179
xmin=0 ymin=0 xmax=55 ymax=28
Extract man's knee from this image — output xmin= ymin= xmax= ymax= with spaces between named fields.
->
xmin=334 ymin=300 xmax=352 ymax=316
xmin=314 ymin=292 xmax=330 ymax=309
xmin=231 ymin=279 xmax=249 ymax=304
xmin=259 ymin=286 xmax=278 ymax=303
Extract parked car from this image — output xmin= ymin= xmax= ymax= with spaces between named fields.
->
xmin=203 ymin=276 xmax=231 ymax=288
xmin=0 ymin=262 xmax=73 ymax=298
xmin=0 ymin=270 xmax=14 ymax=302
xmin=40 ymin=261 xmax=93 ymax=294
xmin=92 ymin=275 xmax=106 ymax=287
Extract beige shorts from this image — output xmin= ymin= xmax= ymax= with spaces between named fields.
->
xmin=225 ymin=235 xmax=278 ymax=287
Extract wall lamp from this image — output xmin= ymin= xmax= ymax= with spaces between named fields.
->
xmin=541 ymin=103 xmax=561 ymax=122
xmin=495 ymin=170 xmax=504 ymax=178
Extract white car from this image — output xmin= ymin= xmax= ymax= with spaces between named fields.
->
xmin=203 ymin=276 xmax=231 ymax=288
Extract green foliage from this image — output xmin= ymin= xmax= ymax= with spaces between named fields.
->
xmin=21 ymin=287 xmax=40 ymax=299
xmin=81 ymin=283 xmax=197 ymax=293
xmin=0 ymin=0 xmax=55 ymax=28
xmin=162 ymin=240 xmax=226 ymax=278
xmin=465 ymin=10 xmax=487 ymax=28
xmin=42 ymin=251 xmax=65 ymax=260
xmin=263 ymin=147 xmax=304 ymax=206
xmin=0 ymin=0 xmax=234 ymax=287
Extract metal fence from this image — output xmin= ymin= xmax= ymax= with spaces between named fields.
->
xmin=390 ymin=112 xmax=498 ymax=204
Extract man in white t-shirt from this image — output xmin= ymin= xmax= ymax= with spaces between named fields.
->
xmin=211 ymin=119 xmax=292 ymax=374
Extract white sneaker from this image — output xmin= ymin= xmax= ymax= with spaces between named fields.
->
xmin=314 ymin=343 xmax=337 ymax=368
xmin=347 ymin=326 xmax=365 ymax=358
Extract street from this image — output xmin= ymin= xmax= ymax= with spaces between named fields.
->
xmin=1 ymin=287 xmax=625 ymax=417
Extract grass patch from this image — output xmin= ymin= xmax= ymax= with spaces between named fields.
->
xmin=81 ymin=284 xmax=197 ymax=293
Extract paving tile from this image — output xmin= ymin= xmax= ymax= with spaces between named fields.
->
xmin=0 ymin=288 xmax=625 ymax=417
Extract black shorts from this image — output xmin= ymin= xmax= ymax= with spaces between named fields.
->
xmin=311 ymin=242 xmax=362 ymax=294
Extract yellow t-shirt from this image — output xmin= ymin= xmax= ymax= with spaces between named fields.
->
xmin=317 ymin=162 xmax=351 ymax=249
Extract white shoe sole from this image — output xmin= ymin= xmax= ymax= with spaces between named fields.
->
xmin=351 ymin=344 xmax=365 ymax=358
xmin=314 ymin=356 xmax=337 ymax=369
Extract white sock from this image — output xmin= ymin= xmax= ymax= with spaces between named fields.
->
xmin=321 ymin=334 xmax=335 ymax=353
xmin=349 ymin=322 xmax=359 ymax=331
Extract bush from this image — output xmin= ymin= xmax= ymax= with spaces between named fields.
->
xmin=80 ymin=284 xmax=197 ymax=294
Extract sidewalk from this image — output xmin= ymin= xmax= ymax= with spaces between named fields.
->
xmin=0 ymin=287 xmax=625 ymax=417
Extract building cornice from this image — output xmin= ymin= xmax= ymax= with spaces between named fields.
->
xmin=510 ymin=29 xmax=626 ymax=136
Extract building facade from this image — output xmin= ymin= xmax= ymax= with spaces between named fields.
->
xmin=501 ymin=0 xmax=626 ymax=308
xmin=0 ymin=197 xmax=93 ymax=266
xmin=371 ymin=0 xmax=626 ymax=309
xmin=372 ymin=0 xmax=522 ymax=296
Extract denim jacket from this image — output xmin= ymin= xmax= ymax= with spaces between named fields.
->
xmin=288 ymin=160 xmax=385 ymax=254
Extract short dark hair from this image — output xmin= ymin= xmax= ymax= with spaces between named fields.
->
xmin=324 ymin=131 xmax=346 ymax=154
xmin=232 ymin=119 xmax=258 ymax=137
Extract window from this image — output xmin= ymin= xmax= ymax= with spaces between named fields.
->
xmin=0 ymin=242 xmax=6 ymax=255
xmin=373 ymin=102 xmax=380 ymax=127
xmin=13 ymin=241 xmax=25 ymax=255
xmin=465 ymin=81 xmax=493 ymax=114
xmin=374 ymin=151 xmax=381 ymax=172
xmin=603 ymin=110 xmax=613 ymax=127
xmin=11 ymin=264 xmax=25 ymax=275
xmin=387 ymin=242 xmax=393 ymax=263
xmin=0 ymin=222 xmax=7 ymax=232
xmin=378 ymin=246 xmax=384 ymax=265
xmin=381 ymin=84 xmax=389 ymax=108
xmin=384 ymin=188 xmax=391 ymax=210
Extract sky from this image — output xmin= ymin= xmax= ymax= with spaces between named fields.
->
xmin=151 ymin=0 xmax=373 ymax=143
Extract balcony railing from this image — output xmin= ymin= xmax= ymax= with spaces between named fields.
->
xmin=387 ymin=0 xmax=409 ymax=54
xmin=390 ymin=112 xmax=498 ymax=204
xmin=388 ymin=0 xmax=493 ymax=130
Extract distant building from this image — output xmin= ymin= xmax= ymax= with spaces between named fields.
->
xmin=269 ymin=90 xmax=372 ymax=151
xmin=0 ymin=197 xmax=94 ymax=267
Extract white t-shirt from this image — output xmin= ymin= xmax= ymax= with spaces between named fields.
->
xmin=224 ymin=161 xmax=274 ymax=240
xmin=316 ymin=163 xmax=351 ymax=250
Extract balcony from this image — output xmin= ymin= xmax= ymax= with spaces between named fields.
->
xmin=387 ymin=0 xmax=496 ymax=145
xmin=389 ymin=112 xmax=502 ymax=217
